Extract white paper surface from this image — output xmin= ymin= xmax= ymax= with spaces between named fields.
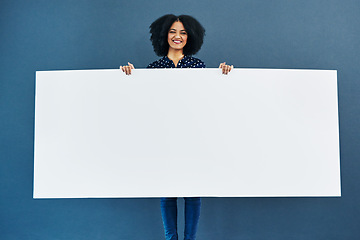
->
xmin=33 ymin=68 xmax=340 ymax=198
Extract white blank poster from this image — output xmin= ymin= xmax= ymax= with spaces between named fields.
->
xmin=34 ymin=68 xmax=340 ymax=198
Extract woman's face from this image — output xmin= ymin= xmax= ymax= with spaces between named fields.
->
xmin=167 ymin=21 xmax=188 ymax=52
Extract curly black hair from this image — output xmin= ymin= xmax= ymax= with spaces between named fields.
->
xmin=149 ymin=14 xmax=205 ymax=56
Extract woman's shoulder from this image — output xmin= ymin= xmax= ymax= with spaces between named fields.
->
xmin=184 ymin=56 xmax=205 ymax=68
xmin=183 ymin=56 xmax=205 ymax=68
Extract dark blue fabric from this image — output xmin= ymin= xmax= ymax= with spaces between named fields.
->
xmin=160 ymin=197 xmax=201 ymax=240
xmin=147 ymin=56 xmax=205 ymax=68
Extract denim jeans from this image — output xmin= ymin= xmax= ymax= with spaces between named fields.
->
xmin=160 ymin=197 xmax=201 ymax=240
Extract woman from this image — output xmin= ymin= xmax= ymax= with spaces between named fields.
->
xmin=120 ymin=14 xmax=233 ymax=74
xmin=120 ymin=14 xmax=233 ymax=240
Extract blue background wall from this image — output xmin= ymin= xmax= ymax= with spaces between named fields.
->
xmin=1 ymin=0 xmax=359 ymax=239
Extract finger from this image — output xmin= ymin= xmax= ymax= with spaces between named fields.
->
xmin=220 ymin=63 xmax=224 ymax=73
xmin=223 ymin=64 xmax=228 ymax=74
xmin=224 ymin=65 xmax=228 ymax=74
xmin=224 ymin=65 xmax=228 ymax=75
xmin=128 ymin=62 xmax=135 ymax=69
xmin=126 ymin=66 xmax=132 ymax=75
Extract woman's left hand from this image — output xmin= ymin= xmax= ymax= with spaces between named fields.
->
xmin=219 ymin=62 xmax=234 ymax=75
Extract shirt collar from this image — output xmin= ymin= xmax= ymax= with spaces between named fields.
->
xmin=164 ymin=55 xmax=190 ymax=63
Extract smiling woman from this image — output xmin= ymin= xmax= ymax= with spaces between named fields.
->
xmin=167 ymin=21 xmax=188 ymax=64
xmin=168 ymin=21 xmax=187 ymax=49
xmin=120 ymin=14 xmax=233 ymax=75
xmin=119 ymin=14 xmax=233 ymax=240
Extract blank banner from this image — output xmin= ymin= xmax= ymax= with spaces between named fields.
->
xmin=33 ymin=68 xmax=340 ymax=198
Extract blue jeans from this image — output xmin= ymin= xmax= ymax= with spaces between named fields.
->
xmin=160 ymin=197 xmax=201 ymax=240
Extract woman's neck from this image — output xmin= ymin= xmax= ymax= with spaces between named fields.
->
xmin=167 ymin=49 xmax=184 ymax=67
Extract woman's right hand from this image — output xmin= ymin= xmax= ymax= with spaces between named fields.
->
xmin=120 ymin=62 xmax=135 ymax=75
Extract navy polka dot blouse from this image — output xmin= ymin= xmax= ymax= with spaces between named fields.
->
xmin=147 ymin=56 xmax=206 ymax=69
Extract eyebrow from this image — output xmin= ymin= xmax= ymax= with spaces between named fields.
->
xmin=169 ymin=29 xmax=187 ymax=32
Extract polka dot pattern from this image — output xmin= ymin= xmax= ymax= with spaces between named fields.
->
xmin=147 ymin=56 xmax=206 ymax=69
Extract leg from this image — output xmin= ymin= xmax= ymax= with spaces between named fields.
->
xmin=184 ymin=197 xmax=201 ymax=240
xmin=160 ymin=197 xmax=178 ymax=240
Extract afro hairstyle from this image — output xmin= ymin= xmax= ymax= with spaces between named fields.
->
xmin=149 ymin=14 xmax=205 ymax=56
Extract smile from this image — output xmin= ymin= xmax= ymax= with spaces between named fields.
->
xmin=173 ymin=40 xmax=182 ymax=44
